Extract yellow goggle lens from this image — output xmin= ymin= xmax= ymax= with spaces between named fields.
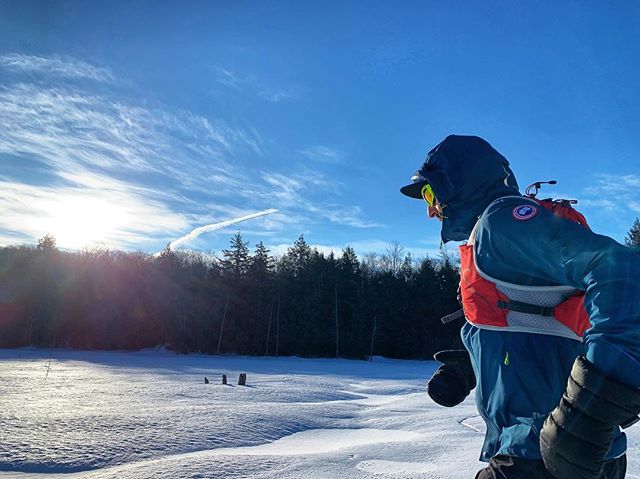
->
xmin=421 ymin=184 xmax=436 ymax=206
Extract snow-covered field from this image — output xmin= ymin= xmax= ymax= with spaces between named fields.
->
xmin=1 ymin=350 xmax=639 ymax=479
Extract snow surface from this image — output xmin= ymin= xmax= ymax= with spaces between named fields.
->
xmin=1 ymin=349 xmax=639 ymax=478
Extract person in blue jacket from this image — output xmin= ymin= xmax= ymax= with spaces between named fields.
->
xmin=400 ymin=135 xmax=640 ymax=479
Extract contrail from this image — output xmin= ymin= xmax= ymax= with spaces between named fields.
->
xmin=159 ymin=208 xmax=278 ymax=254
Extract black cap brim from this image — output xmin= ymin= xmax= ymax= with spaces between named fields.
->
xmin=400 ymin=179 xmax=428 ymax=199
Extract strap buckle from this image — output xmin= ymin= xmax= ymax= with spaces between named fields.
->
xmin=497 ymin=300 xmax=555 ymax=317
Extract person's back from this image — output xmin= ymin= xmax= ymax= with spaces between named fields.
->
xmin=465 ymin=194 xmax=628 ymax=477
xmin=400 ymin=135 xmax=640 ymax=479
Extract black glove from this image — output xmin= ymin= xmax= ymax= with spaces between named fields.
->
xmin=540 ymin=356 xmax=640 ymax=479
xmin=427 ymin=349 xmax=476 ymax=407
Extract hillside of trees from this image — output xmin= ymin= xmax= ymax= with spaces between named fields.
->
xmin=0 ymin=234 xmax=463 ymax=360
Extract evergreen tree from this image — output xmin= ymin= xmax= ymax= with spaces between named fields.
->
xmin=339 ymin=246 xmax=360 ymax=277
xmin=249 ymin=241 xmax=274 ymax=354
xmin=625 ymin=218 xmax=640 ymax=247
xmin=250 ymin=241 xmax=274 ymax=278
xmin=220 ymin=232 xmax=250 ymax=276
xmin=337 ymin=246 xmax=365 ymax=358
xmin=285 ymin=234 xmax=312 ymax=275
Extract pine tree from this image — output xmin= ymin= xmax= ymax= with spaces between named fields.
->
xmin=283 ymin=234 xmax=312 ymax=276
xmin=220 ymin=232 xmax=250 ymax=276
xmin=217 ymin=233 xmax=250 ymax=353
xmin=249 ymin=241 xmax=274 ymax=354
xmin=250 ymin=241 xmax=274 ymax=278
xmin=625 ymin=218 xmax=640 ymax=247
xmin=339 ymin=246 xmax=360 ymax=277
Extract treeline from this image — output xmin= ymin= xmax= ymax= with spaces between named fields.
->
xmin=0 ymin=233 xmax=463 ymax=359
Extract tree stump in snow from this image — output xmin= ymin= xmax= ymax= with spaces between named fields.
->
xmin=238 ymin=373 xmax=247 ymax=386
xmin=222 ymin=374 xmax=227 ymax=385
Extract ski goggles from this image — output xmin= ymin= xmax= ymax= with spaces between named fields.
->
xmin=421 ymin=184 xmax=436 ymax=206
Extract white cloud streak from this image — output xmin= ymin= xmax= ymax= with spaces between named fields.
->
xmin=0 ymin=53 xmax=114 ymax=82
xmin=164 ymin=208 xmax=279 ymax=253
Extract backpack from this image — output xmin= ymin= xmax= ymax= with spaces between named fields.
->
xmin=525 ymin=180 xmax=590 ymax=230
xmin=440 ymin=180 xmax=590 ymax=326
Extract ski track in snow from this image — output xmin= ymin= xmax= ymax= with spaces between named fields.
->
xmin=1 ymin=349 xmax=639 ymax=478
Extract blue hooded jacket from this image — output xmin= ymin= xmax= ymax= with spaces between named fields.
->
xmin=418 ymin=135 xmax=640 ymax=462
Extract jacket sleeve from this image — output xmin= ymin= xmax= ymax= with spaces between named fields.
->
xmin=475 ymin=198 xmax=640 ymax=387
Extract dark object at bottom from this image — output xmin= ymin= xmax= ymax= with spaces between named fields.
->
xmin=238 ymin=373 xmax=247 ymax=386
xmin=204 ymin=376 xmax=209 ymax=384
xmin=222 ymin=374 xmax=227 ymax=385
xmin=474 ymin=454 xmax=626 ymax=479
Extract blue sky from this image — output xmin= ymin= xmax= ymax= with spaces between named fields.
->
xmin=1 ymin=1 xmax=639 ymax=259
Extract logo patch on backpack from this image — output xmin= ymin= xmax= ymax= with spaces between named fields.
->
xmin=512 ymin=204 xmax=538 ymax=221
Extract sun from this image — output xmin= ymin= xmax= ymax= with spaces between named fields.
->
xmin=45 ymin=196 xmax=127 ymax=250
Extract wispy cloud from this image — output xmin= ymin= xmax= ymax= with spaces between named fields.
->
xmin=215 ymin=68 xmax=246 ymax=90
xmin=582 ymin=173 xmax=640 ymax=214
xmin=0 ymin=53 xmax=114 ymax=82
xmin=299 ymin=145 xmax=344 ymax=165
xmin=0 ymin=84 xmax=263 ymax=180
xmin=0 ymin=54 xmax=379 ymax=251
xmin=259 ymin=89 xmax=294 ymax=103
xmin=0 ymin=79 xmax=269 ymax=249
xmin=215 ymin=66 xmax=295 ymax=104
xmin=306 ymin=204 xmax=385 ymax=228
xmin=259 ymin=171 xmax=381 ymax=229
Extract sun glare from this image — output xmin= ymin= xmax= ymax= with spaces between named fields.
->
xmin=46 ymin=196 xmax=127 ymax=250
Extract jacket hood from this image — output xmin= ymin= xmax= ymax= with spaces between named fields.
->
xmin=420 ymin=135 xmax=520 ymax=243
